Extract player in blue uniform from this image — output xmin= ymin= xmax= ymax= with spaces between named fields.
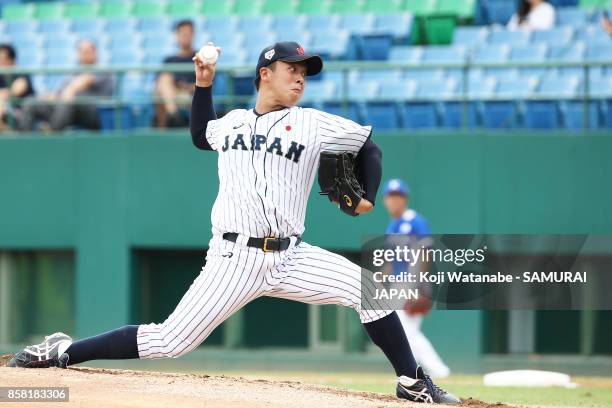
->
xmin=383 ymin=178 xmax=451 ymax=378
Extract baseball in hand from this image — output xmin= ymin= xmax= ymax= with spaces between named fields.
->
xmin=198 ymin=43 xmax=219 ymax=64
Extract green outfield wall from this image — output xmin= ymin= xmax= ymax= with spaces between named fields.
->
xmin=1 ymin=130 xmax=611 ymax=369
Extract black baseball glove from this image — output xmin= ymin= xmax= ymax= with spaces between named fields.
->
xmin=318 ymin=151 xmax=365 ymax=217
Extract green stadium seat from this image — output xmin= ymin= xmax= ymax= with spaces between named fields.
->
xmin=401 ymin=0 xmax=437 ymax=16
xmin=167 ymin=1 xmax=201 ymax=18
xmin=201 ymin=0 xmax=234 ymax=15
xmin=262 ymin=0 xmax=297 ymax=15
xmin=362 ymin=0 xmax=402 ymax=13
xmin=233 ymin=0 xmax=263 ymax=15
xmin=2 ymin=4 xmax=34 ymax=21
xmin=436 ymin=0 xmax=475 ymax=18
xmin=132 ymin=1 xmax=165 ymax=17
xmin=579 ymin=0 xmax=612 ymax=8
xmin=329 ymin=0 xmax=364 ymax=14
xmin=297 ymin=0 xmax=331 ymax=14
xmin=98 ymin=2 xmax=133 ymax=18
xmin=64 ymin=2 xmax=98 ymax=19
xmin=423 ymin=16 xmax=456 ymax=44
xmin=34 ymin=2 xmax=65 ymax=20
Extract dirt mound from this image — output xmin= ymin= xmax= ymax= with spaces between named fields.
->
xmin=0 ymin=366 xmax=463 ymax=408
xmin=463 ymin=397 xmax=516 ymax=408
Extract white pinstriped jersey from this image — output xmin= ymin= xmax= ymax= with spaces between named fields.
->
xmin=205 ymin=106 xmax=372 ymax=238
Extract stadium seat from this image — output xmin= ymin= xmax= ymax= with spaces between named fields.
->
xmin=403 ymin=68 xmax=445 ymax=81
xmin=510 ymin=44 xmax=548 ymax=77
xmin=472 ymin=44 xmax=510 ymax=64
xmin=422 ymin=45 xmax=467 ymax=65
xmin=402 ymin=0 xmax=436 ymax=16
xmin=239 ymin=15 xmax=273 ymax=33
xmin=297 ymin=0 xmax=331 ymax=14
xmin=215 ymin=49 xmax=247 ymax=66
xmin=63 ymin=2 xmax=98 ymax=19
xmin=364 ymin=102 xmax=400 ymax=129
xmin=363 ymin=0 xmax=402 ymax=13
xmin=575 ymin=25 xmax=611 ymax=45
xmin=481 ymin=101 xmax=519 ymax=128
xmin=389 ymin=46 xmax=423 ymax=64
xmin=71 ymin=18 xmax=105 ymax=37
xmin=400 ymin=102 xmax=439 ymax=128
xmin=378 ymin=81 xmax=417 ymax=100
xmin=495 ymin=76 xmax=538 ymax=98
xmin=372 ymin=13 xmax=413 ymax=38
xmin=416 ymin=78 xmax=458 ymax=99
xmin=310 ymin=29 xmax=350 ymax=59
xmin=301 ymin=80 xmax=336 ymax=103
xmin=5 ymin=20 xmax=37 ymax=35
xmin=486 ymin=0 xmax=516 ymax=25
xmin=2 ymin=3 xmax=34 ymax=21
xmin=437 ymin=0 xmax=477 ymax=19
xmin=243 ymin=33 xmax=278 ymax=57
xmin=98 ymin=106 xmax=133 ymax=131
xmin=137 ymin=17 xmax=172 ymax=34
xmin=453 ymin=26 xmax=489 ymax=48
xmin=104 ymin=17 xmax=137 ymax=34
xmin=274 ymin=28 xmax=311 ymax=47
xmin=98 ymin=2 xmax=132 ymax=18
xmin=440 ymin=102 xmax=479 ymax=128
xmin=488 ymin=29 xmax=530 ymax=47
xmin=38 ymin=19 xmax=70 ymax=34
xmin=306 ymin=15 xmax=340 ymax=32
xmin=132 ymin=1 xmax=166 ymax=17
xmin=586 ymin=44 xmax=612 ymax=62
xmin=166 ymin=1 xmax=199 ymax=18
xmin=465 ymin=76 xmax=497 ymax=99
xmin=347 ymin=80 xmax=379 ymax=100
xmin=562 ymin=101 xmax=601 ymax=129
xmin=200 ymin=1 xmax=233 ymax=15
xmin=322 ymin=101 xmax=362 ymax=122
xmin=109 ymin=51 xmax=143 ymax=67
xmin=578 ymin=77 xmax=612 ymax=98
xmin=262 ymin=0 xmax=298 ymax=15
xmin=531 ymin=27 xmax=574 ymax=47
xmin=354 ymin=34 xmax=393 ymax=60
xmin=204 ymin=16 xmax=240 ymax=43
xmin=420 ymin=15 xmax=456 ymax=45
xmin=524 ymin=101 xmax=561 ymax=129
xmin=556 ymin=7 xmax=590 ymax=25
xmin=340 ymin=14 xmax=375 ymax=35
xmin=233 ymin=0 xmax=263 ymax=16
xmin=358 ymin=69 xmax=402 ymax=82
xmin=272 ymin=15 xmax=306 ymax=32
xmin=329 ymin=0 xmax=364 ymax=14
xmin=537 ymin=76 xmax=580 ymax=98
xmin=46 ymin=50 xmax=77 ymax=68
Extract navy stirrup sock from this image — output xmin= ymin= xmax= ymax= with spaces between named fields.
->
xmin=363 ymin=312 xmax=418 ymax=377
xmin=64 ymin=325 xmax=140 ymax=366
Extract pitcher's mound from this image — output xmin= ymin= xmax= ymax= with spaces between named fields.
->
xmin=0 ymin=366 xmax=464 ymax=408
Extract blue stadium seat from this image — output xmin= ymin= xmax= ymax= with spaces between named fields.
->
xmin=586 ymin=44 xmax=612 ymax=63
xmin=484 ymin=67 xmax=519 ymax=79
xmin=561 ymin=101 xmax=601 ymax=129
xmin=347 ymin=81 xmax=379 ymax=101
xmin=416 ymin=78 xmax=458 ymax=100
xmin=243 ymin=33 xmax=278 ymax=56
xmin=481 ymin=101 xmax=519 ymax=128
xmin=109 ymin=51 xmax=143 ymax=67
xmin=509 ymin=44 xmax=548 ymax=77
xmin=340 ymin=14 xmax=375 ymax=35
xmin=403 ymin=68 xmax=445 ymax=82
xmin=310 ymin=29 xmax=349 ymax=59
xmin=98 ymin=106 xmax=132 ymax=131
xmin=239 ymin=15 xmax=273 ymax=35
xmin=495 ymin=76 xmax=537 ymax=98
xmin=602 ymin=100 xmax=612 ymax=128
xmin=531 ymin=27 xmax=574 ymax=47
xmin=302 ymin=80 xmax=336 ymax=104
xmin=422 ymin=45 xmax=467 ymax=65
xmin=38 ymin=19 xmax=70 ymax=34
xmin=16 ymin=50 xmax=44 ymax=68
xmin=322 ymin=101 xmax=362 ymax=123
xmin=548 ymin=0 xmax=578 ymax=6
xmin=548 ymin=43 xmax=585 ymax=62
xmin=107 ymin=37 xmax=141 ymax=54
xmin=536 ymin=76 xmax=580 ymax=99
xmin=524 ymin=101 xmax=560 ymax=129
xmin=10 ymin=35 xmax=43 ymax=52
xmin=357 ymin=69 xmax=401 ymax=82
xmin=440 ymin=102 xmax=479 ymax=128
xmin=355 ymin=34 xmax=393 ymax=60
xmin=364 ymin=102 xmax=400 ymax=129
xmin=272 ymin=15 xmax=306 ymax=32
xmin=71 ymin=18 xmax=104 ymax=37
xmin=203 ymin=16 xmax=239 ymax=39
xmin=466 ymin=76 xmax=496 ymax=99
xmin=485 ymin=0 xmax=516 ymax=25
xmin=104 ymin=17 xmax=137 ymax=34
xmin=578 ymin=77 xmax=612 ymax=98
xmin=556 ymin=7 xmax=590 ymax=27
xmin=389 ymin=46 xmax=423 ymax=64
xmin=472 ymin=44 xmax=510 ymax=64
xmin=575 ymin=25 xmax=610 ymax=45
xmin=453 ymin=26 xmax=488 ymax=48
xmin=400 ymin=102 xmax=438 ymax=129
xmin=373 ymin=13 xmax=413 ymax=38
xmin=215 ymin=49 xmax=246 ymax=67
xmin=378 ymin=81 xmax=417 ymax=100
xmin=138 ymin=17 xmax=172 ymax=34
xmin=273 ymin=29 xmax=311 ymax=48
xmin=5 ymin=20 xmax=37 ymax=35
xmin=488 ymin=30 xmax=530 ymax=47
xmin=306 ymin=15 xmax=340 ymax=32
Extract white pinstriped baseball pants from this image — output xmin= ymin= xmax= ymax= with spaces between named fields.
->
xmin=137 ymin=234 xmax=393 ymax=359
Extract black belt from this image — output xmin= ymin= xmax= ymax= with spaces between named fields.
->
xmin=222 ymin=233 xmax=301 ymax=252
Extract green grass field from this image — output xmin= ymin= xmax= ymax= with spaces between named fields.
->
xmin=211 ymin=371 xmax=612 ymax=407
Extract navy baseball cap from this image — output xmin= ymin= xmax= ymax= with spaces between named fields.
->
xmin=254 ymin=42 xmax=323 ymax=85
xmin=384 ymin=179 xmax=410 ymax=196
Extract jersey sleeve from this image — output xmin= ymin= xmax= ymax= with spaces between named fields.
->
xmin=204 ymin=109 xmax=243 ymax=151
xmin=204 ymin=117 xmax=223 ymax=151
xmin=315 ymin=110 xmax=372 ymax=154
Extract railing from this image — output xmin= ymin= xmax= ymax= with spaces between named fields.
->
xmin=0 ymin=59 xmax=610 ymax=132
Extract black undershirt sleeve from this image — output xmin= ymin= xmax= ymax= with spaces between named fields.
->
xmin=190 ymin=85 xmax=217 ymax=151
xmin=356 ymin=137 xmax=383 ymax=206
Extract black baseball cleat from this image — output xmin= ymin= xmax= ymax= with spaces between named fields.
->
xmin=7 ymin=332 xmax=72 ymax=368
xmin=396 ymin=366 xmax=461 ymax=404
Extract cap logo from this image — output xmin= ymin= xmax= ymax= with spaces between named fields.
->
xmin=296 ymin=46 xmax=305 ymax=55
xmin=264 ymin=49 xmax=275 ymax=60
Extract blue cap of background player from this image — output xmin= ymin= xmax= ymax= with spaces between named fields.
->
xmin=384 ymin=179 xmax=410 ymax=197
xmin=254 ymin=42 xmax=323 ymax=87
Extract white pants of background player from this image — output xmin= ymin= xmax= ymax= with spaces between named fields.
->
xmin=397 ymin=312 xmax=451 ymax=378
xmin=136 ymin=234 xmax=393 ymax=359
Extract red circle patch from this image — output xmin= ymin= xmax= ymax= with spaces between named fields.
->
xmin=285 ymin=125 xmax=292 ymax=131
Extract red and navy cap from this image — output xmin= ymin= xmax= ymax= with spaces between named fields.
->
xmin=255 ymin=41 xmax=323 ymax=84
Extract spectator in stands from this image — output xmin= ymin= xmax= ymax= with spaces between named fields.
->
xmin=0 ymin=44 xmax=34 ymax=131
xmin=507 ymin=0 xmax=555 ymax=31
xmin=601 ymin=11 xmax=612 ymax=35
xmin=15 ymin=40 xmax=112 ymax=132
xmin=154 ymin=19 xmax=197 ymax=128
